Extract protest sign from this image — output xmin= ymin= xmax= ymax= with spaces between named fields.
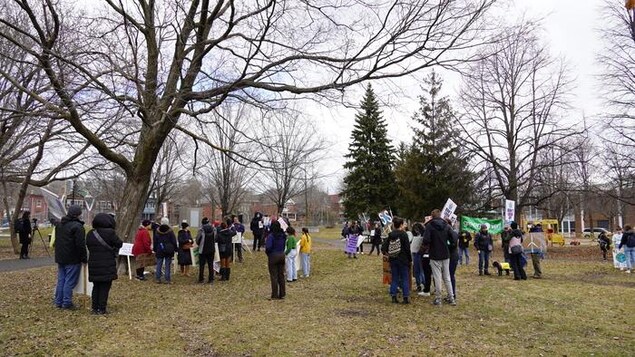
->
xmin=505 ymin=199 xmax=515 ymax=223
xmin=345 ymin=234 xmax=359 ymax=254
xmin=118 ymin=243 xmax=134 ymax=279
xmin=73 ymin=263 xmax=93 ymax=297
xmin=441 ymin=199 xmax=457 ymax=220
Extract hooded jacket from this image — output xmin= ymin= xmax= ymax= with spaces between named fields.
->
xmin=216 ymin=227 xmax=236 ymax=258
xmin=132 ymin=226 xmax=152 ymax=256
xmin=422 ymin=217 xmax=452 ymax=260
xmin=474 ymin=230 xmax=493 ymax=251
xmin=86 ymin=213 xmax=123 ymax=282
xmin=55 ymin=215 xmax=87 ymax=265
xmin=196 ymin=223 xmax=216 ymax=255
xmin=619 ymin=229 xmax=635 ymax=249
xmin=153 ymin=224 xmax=177 ymax=258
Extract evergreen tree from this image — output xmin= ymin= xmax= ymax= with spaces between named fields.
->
xmin=395 ymin=72 xmax=476 ymax=219
xmin=341 ymin=84 xmax=396 ymax=220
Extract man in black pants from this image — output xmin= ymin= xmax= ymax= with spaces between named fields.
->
xmin=196 ymin=218 xmax=216 ymax=284
xmin=16 ymin=211 xmax=33 ymax=259
xmin=250 ymin=212 xmax=264 ymax=251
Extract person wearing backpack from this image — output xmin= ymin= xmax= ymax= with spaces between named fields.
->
xmin=618 ymin=225 xmax=635 ymax=273
xmin=508 ymin=222 xmax=527 ymax=280
xmin=381 ymin=217 xmax=412 ymax=304
xmin=16 ymin=211 xmax=33 ymax=259
xmin=153 ymin=217 xmax=177 ymax=284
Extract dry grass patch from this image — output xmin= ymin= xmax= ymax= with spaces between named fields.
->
xmin=0 ymin=239 xmax=633 ymax=356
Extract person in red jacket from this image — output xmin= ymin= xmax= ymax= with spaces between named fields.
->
xmin=132 ymin=220 xmax=153 ymax=280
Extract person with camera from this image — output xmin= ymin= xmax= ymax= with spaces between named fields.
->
xmin=16 ymin=211 xmax=33 ymax=259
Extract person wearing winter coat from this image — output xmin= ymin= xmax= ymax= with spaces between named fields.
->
xmin=177 ymin=221 xmax=194 ymax=276
xmin=132 ymin=220 xmax=153 ymax=280
xmin=598 ymin=231 xmax=611 ymax=261
xmin=266 ymin=220 xmax=287 ymax=300
xmin=232 ymin=216 xmax=245 ymax=263
xmin=250 ymin=212 xmax=264 ymax=252
xmin=457 ymin=230 xmax=472 ymax=265
xmin=195 ymin=217 xmax=216 ymax=283
xmin=217 ymin=222 xmax=236 ymax=281
xmin=446 ymin=220 xmax=459 ymax=301
xmin=16 ymin=211 xmax=33 ymax=259
xmin=54 ymin=205 xmax=87 ymax=309
xmin=508 ymin=222 xmax=527 ymax=280
xmin=422 ymin=210 xmax=456 ymax=306
xmin=153 ymin=217 xmax=177 ymax=284
xmin=381 ymin=217 xmax=412 ymax=304
xmin=86 ymin=213 xmax=123 ymax=314
xmin=369 ymin=223 xmax=382 ymax=256
xmin=619 ymin=225 xmax=635 ymax=273
xmin=474 ymin=224 xmax=493 ymax=276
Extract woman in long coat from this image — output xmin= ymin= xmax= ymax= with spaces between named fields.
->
xmin=177 ymin=221 xmax=194 ymax=276
xmin=86 ymin=213 xmax=123 ymax=314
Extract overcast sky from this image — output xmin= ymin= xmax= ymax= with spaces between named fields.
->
xmin=314 ymin=0 xmax=607 ymax=193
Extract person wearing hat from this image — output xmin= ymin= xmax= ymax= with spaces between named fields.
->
xmin=474 ymin=224 xmax=493 ymax=276
xmin=132 ymin=219 xmax=154 ymax=280
xmin=53 ymin=204 xmax=87 ymax=309
xmin=177 ymin=220 xmax=194 ymax=276
xmin=153 ymin=217 xmax=177 ymax=284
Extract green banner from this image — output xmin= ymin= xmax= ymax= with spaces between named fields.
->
xmin=460 ymin=216 xmax=504 ymax=234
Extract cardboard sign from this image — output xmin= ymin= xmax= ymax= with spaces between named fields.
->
xmin=118 ymin=243 xmax=134 ymax=256
xmin=441 ymin=198 xmax=457 ymax=220
xmin=345 ymin=234 xmax=359 ymax=254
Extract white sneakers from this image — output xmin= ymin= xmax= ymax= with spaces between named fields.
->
xmin=417 ymin=291 xmax=431 ymax=296
xmin=626 ymin=270 xmax=632 ymax=274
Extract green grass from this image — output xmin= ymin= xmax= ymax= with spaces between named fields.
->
xmin=0 ymin=234 xmax=633 ymax=356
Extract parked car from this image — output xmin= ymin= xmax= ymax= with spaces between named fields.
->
xmin=582 ymin=227 xmax=612 ymax=239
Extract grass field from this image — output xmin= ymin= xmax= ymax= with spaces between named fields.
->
xmin=0 ymin=228 xmax=633 ymax=356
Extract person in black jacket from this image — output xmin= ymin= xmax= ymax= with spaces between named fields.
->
xmin=250 ymin=212 xmax=264 ymax=251
xmin=369 ymin=223 xmax=382 ymax=256
xmin=153 ymin=217 xmax=177 ymax=284
xmin=381 ymin=217 xmax=412 ymax=304
xmin=196 ymin=217 xmax=216 ymax=284
xmin=474 ymin=224 xmax=493 ymax=276
xmin=86 ymin=213 xmax=123 ymax=314
xmin=217 ymin=222 xmax=236 ymax=281
xmin=16 ymin=211 xmax=33 ymax=259
xmin=177 ymin=221 xmax=194 ymax=276
xmin=422 ymin=209 xmax=456 ymax=306
xmin=457 ymin=230 xmax=471 ymax=266
xmin=54 ymin=205 xmax=87 ymax=309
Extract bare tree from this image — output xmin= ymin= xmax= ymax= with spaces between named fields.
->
xmin=457 ymin=21 xmax=578 ymax=221
xmin=599 ymin=0 xmax=635 ymax=149
xmin=0 ymin=0 xmax=497 ymax=240
xmin=258 ymin=112 xmax=325 ymax=215
xmin=200 ymin=104 xmax=256 ymax=218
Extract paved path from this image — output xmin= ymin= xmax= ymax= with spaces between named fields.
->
xmin=0 ymin=256 xmax=55 ymax=273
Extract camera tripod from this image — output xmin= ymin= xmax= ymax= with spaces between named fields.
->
xmin=29 ymin=221 xmax=50 ymax=257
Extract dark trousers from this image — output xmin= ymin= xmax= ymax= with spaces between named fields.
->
xmin=253 ymin=233 xmax=263 ymax=251
xmin=369 ymin=243 xmax=381 ymax=255
xmin=268 ymin=252 xmax=286 ymax=299
xmin=91 ymin=281 xmax=112 ymax=312
xmin=357 ymin=243 xmax=364 ymax=253
xmin=233 ymin=243 xmax=243 ymax=262
xmin=421 ymin=256 xmax=432 ymax=293
xmin=20 ymin=243 xmax=29 ymax=258
xmin=199 ymin=253 xmax=214 ymax=282
xmin=531 ymin=253 xmax=542 ymax=277
xmin=510 ymin=254 xmax=527 ymax=280
xmin=449 ymin=256 xmax=458 ymax=299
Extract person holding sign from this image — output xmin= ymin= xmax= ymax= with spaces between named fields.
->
xmin=86 ymin=213 xmax=123 ymax=314
xmin=422 ymin=210 xmax=456 ymax=306
xmin=232 ymin=216 xmax=245 ymax=263
xmin=381 ymin=217 xmax=412 ymax=304
xmin=196 ymin=218 xmax=216 ymax=284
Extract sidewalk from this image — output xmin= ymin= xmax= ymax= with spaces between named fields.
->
xmin=0 ymin=256 xmax=55 ymax=273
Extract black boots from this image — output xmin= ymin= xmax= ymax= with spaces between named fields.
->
xmin=402 ymin=297 xmax=410 ymax=304
xmin=219 ymin=268 xmax=231 ymax=281
xmin=391 ymin=296 xmax=399 ymax=304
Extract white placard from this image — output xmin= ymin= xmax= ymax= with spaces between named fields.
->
xmin=118 ymin=243 xmax=134 ymax=256
xmin=505 ymin=199 xmax=515 ymax=223
xmin=232 ymin=232 xmax=243 ymax=244
xmin=73 ymin=263 xmax=93 ymax=297
xmin=441 ymin=198 xmax=457 ymax=220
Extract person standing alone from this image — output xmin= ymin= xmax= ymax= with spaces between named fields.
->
xmin=54 ymin=205 xmax=87 ymax=309
xmin=16 ymin=211 xmax=32 ymax=259
xmin=474 ymin=224 xmax=493 ymax=276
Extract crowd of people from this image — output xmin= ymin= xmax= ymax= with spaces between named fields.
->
xmin=49 ymin=208 xmax=314 ymax=313
xmin=23 ymin=202 xmax=633 ymax=314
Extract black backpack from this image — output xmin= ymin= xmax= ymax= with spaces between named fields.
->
xmin=14 ymin=219 xmax=23 ymax=233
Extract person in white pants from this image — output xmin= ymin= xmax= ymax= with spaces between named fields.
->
xmin=285 ymin=227 xmax=298 ymax=282
xmin=422 ymin=209 xmax=457 ymax=306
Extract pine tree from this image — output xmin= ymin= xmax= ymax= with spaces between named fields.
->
xmin=395 ymin=72 xmax=476 ymax=219
xmin=341 ymin=84 xmax=397 ymax=220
